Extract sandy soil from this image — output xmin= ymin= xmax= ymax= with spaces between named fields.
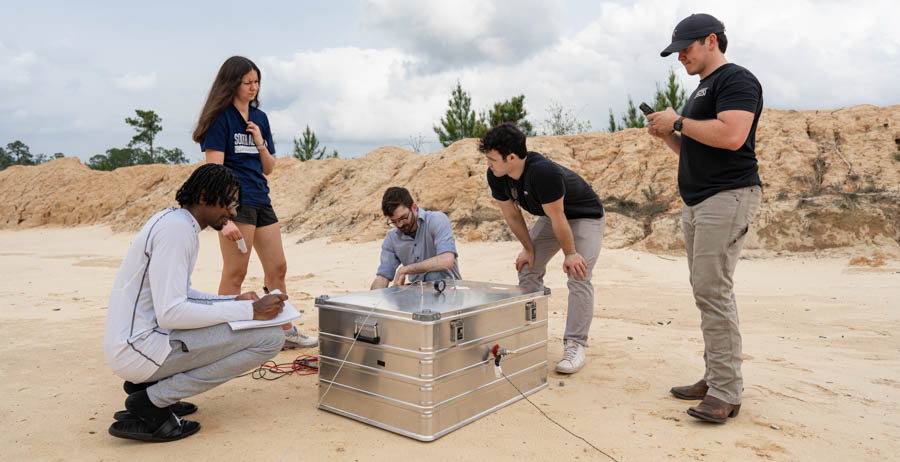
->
xmin=1 ymin=226 xmax=898 ymax=461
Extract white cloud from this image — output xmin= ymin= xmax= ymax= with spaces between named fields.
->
xmin=359 ymin=0 xmax=564 ymax=70
xmin=3 ymin=0 xmax=900 ymax=161
xmin=0 ymin=50 xmax=38 ymax=85
xmin=261 ymin=47 xmax=438 ymax=142
xmin=113 ymin=72 xmax=158 ymax=90
xmin=253 ymin=0 xmax=900 ymax=154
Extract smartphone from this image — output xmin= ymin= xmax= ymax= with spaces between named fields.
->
xmin=639 ymin=102 xmax=654 ymax=116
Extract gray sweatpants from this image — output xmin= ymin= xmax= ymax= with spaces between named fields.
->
xmin=518 ymin=215 xmax=605 ymax=347
xmin=682 ymin=185 xmax=761 ymax=405
xmin=144 ymin=323 xmax=285 ymax=407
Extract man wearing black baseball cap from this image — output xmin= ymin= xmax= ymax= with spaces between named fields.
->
xmin=645 ymin=14 xmax=763 ymax=424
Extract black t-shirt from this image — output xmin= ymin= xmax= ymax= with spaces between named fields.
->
xmin=487 ymin=152 xmax=604 ymax=219
xmin=679 ymin=63 xmax=763 ymax=206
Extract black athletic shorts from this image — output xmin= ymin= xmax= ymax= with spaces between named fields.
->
xmin=232 ymin=204 xmax=278 ymax=228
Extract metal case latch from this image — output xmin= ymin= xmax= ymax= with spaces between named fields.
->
xmin=450 ymin=319 xmax=464 ymax=342
xmin=525 ymin=301 xmax=537 ymax=321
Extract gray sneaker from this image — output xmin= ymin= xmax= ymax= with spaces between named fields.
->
xmin=555 ymin=340 xmax=585 ymax=374
xmin=283 ymin=327 xmax=318 ymax=350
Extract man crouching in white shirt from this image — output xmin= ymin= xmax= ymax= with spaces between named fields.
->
xmin=104 ymin=163 xmax=288 ymax=442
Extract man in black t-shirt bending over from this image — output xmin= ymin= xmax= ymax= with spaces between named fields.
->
xmin=480 ymin=123 xmax=605 ymax=375
xmin=646 ymin=13 xmax=763 ymax=424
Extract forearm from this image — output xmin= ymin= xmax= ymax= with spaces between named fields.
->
xmin=188 ymin=287 xmax=238 ymax=302
xmin=155 ymin=298 xmax=254 ymax=329
xmin=370 ymin=275 xmax=389 ymax=290
xmin=661 ymin=131 xmax=681 ymax=154
xmin=549 ymin=217 xmax=577 ymax=255
xmin=401 ymin=252 xmax=455 ymax=275
xmin=504 ymin=210 xmax=533 ymax=251
xmin=258 ymin=146 xmax=276 ymax=175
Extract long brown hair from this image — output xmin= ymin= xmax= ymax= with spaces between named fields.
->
xmin=192 ymin=56 xmax=261 ymax=144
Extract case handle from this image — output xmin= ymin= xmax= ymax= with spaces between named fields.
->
xmin=354 ymin=319 xmax=380 ymax=344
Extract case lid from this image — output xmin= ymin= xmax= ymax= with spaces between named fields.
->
xmin=315 ymin=280 xmax=548 ymax=321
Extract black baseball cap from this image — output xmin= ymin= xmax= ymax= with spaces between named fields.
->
xmin=660 ymin=13 xmax=725 ymax=57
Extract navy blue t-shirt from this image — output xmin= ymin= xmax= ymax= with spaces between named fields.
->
xmin=201 ymin=105 xmax=276 ymax=206
xmin=679 ymin=63 xmax=763 ymax=206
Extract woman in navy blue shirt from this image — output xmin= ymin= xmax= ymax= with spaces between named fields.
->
xmin=193 ymin=56 xmax=316 ymax=349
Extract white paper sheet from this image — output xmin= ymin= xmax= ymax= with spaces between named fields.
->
xmin=227 ymin=290 xmax=302 ymax=331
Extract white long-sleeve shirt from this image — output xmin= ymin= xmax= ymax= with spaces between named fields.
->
xmin=104 ymin=207 xmax=254 ymax=382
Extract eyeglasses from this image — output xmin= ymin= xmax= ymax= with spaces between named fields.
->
xmin=386 ymin=211 xmax=411 ymax=227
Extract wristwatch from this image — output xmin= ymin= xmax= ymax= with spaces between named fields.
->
xmin=673 ymin=116 xmax=685 ymax=132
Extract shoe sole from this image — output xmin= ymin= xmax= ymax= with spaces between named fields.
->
xmin=282 ymin=341 xmax=317 ymax=350
xmin=686 ymin=406 xmax=740 ymax=423
xmin=108 ymin=419 xmax=200 ymax=442
xmin=555 ymin=364 xmax=584 ymax=374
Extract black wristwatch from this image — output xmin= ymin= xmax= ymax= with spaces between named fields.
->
xmin=673 ymin=116 xmax=685 ymax=132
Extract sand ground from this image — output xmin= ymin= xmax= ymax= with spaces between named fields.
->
xmin=1 ymin=226 xmax=898 ymax=461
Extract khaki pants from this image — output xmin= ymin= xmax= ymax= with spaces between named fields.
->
xmin=518 ymin=215 xmax=605 ymax=347
xmin=682 ymin=186 xmax=761 ymax=404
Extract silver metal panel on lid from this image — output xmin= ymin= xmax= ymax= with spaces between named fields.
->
xmin=316 ymin=280 xmax=544 ymax=321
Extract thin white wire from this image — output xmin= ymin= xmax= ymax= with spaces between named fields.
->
xmin=500 ymin=369 xmax=617 ymax=461
xmin=275 ymin=297 xmax=381 ymax=462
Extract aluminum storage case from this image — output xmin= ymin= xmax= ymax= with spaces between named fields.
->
xmin=316 ymin=279 xmax=550 ymax=441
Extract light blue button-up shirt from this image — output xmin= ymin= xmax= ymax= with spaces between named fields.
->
xmin=376 ymin=209 xmax=461 ymax=283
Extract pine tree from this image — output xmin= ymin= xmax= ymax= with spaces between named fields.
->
xmin=608 ymin=69 xmax=687 ymax=132
xmin=619 ymin=96 xmax=646 ymax=129
xmin=293 ymin=125 xmax=336 ymax=161
xmin=487 ymin=95 xmax=535 ymax=136
xmin=433 ymin=81 xmax=488 ymax=147
xmin=606 ymin=109 xmax=620 ymax=133
xmin=125 ymin=110 xmax=163 ymax=163
xmin=653 ymin=68 xmax=687 ymax=112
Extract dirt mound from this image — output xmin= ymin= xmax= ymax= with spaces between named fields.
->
xmin=2 ymin=105 xmax=898 ymax=255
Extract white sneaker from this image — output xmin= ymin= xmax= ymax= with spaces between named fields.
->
xmin=555 ymin=340 xmax=585 ymax=374
xmin=283 ymin=327 xmax=318 ymax=350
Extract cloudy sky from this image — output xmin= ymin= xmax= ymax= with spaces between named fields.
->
xmin=3 ymin=0 xmax=898 ymax=162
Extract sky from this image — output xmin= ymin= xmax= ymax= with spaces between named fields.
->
xmin=2 ymin=0 xmax=898 ymax=162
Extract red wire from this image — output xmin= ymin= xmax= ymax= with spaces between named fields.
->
xmin=258 ymin=355 xmax=319 ymax=376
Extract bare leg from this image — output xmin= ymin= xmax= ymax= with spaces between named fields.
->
xmin=217 ymin=221 xmax=256 ymax=295
xmin=252 ymin=223 xmax=290 ymax=330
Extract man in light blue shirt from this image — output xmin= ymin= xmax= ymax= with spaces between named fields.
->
xmin=371 ymin=187 xmax=461 ymax=289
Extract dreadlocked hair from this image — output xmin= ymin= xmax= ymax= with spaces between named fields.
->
xmin=176 ymin=164 xmax=241 ymax=208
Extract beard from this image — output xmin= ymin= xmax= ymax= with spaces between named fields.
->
xmin=401 ymin=214 xmax=418 ymax=236
xmin=210 ymin=216 xmax=228 ymax=231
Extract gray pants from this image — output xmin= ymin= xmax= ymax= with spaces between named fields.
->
xmin=144 ymin=323 xmax=285 ymax=407
xmin=682 ymin=186 xmax=761 ymax=405
xmin=518 ymin=215 xmax=605 ymax=346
